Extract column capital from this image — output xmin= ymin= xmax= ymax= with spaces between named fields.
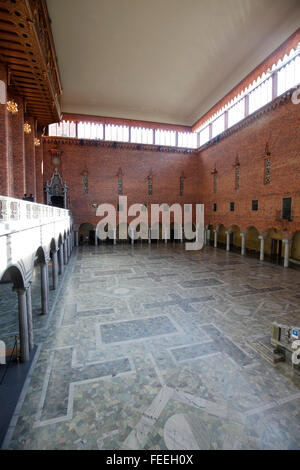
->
xmin=258 ymin=235 xmax=266 ymax=240
xmin=13 ymin=286 xmax=26 ymax=294
xmin=283 ymin=239 xmax=292 ymax=244
xmin=225 ymin=230 xmax=232 ymax=235
xmin=240 ymin=232 xmax=246 ymax=237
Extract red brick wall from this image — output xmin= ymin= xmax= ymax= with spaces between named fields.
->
xmin=42 ymin=139 xmax=200 ymax=227
xmin=0 ymin=64 xmax=9 ymax=196
xmin=0 ymin=65 xmax=39 ymax=201
xmin=199 ymin=95 xmax=300 ymax=237
xmin=35 ymin=130 xmax=44 ymax=204
xmin=12 ymin=96 xmax=26 ymax=199
xmin=24 ymin=116 xmax=37 ymax=201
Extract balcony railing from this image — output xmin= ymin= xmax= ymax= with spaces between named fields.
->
xmin=0 ymin=196 xmax=70 ymax=236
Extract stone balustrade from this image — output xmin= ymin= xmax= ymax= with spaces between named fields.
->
xmin=0 ymin=196 xmax=69 ymax=236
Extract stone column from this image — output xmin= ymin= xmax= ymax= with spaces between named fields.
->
xmin=226 ymin=231 xmax=231 ymax=252
xmin=113 ymin=228 xmax=117 ymax=245
xmin=148 ymin=228 xmax=151 ymax=244
xmin=164 ymin=228 xmax=168 ymax=244
xmin=283 ymin=239 xmax=291 ymax=268
xmin=259 ymin=235 xmax=266 ymax=261
xmin=240 ymin=233 xmax=246 ymax=256
xmin=52 ymin=250 xmax=58 ymax=290
xmin=206 ymin=229 xmax=211 ymax=246
xmin=67 ymin=236 xmax=70 ymax=258
xmin=25 ymin=283 xmax=34 ymax=351
xmin=75 ymin=231 xmax=79 ymax=247
xmin=180 ymin=226 xmax=183 ymax=243
xmin=15 ymin=288 xmax=29 ymax=363
xmin=58 ymin=246 xmax=64 ymax=275
xmin=95 ymin=231 xmax=98 ymax=246
xmin=204 ymin=228 xmax=207 ymax=246
xmin=214 ymin=229 xmax=218 ymax=248
xmin=41 ymin=262 xmax=49 ymax=315
xmin=63 ymin=241 xmax=68 ymax=265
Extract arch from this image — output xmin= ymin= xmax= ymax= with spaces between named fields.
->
xmin=229 ymin=225 xmax=241 ymax=249
xmin=79 ymin=222 xmax=94 ymax=245
xmin=170 ymin=221 xmax=182 ymax=241
xmin=0 ymin=265 xmax=28 ymax=363
xmin=34 ymin=246 xmax=47 ymax=265
xmin=207 ymin=224 xmax=214 ymax=245
xmin=245 ymin=226 xmax=260 ymax=253
xmin=134 ymin=222 xmax=148 ymax=240
xmin=0 ymin=265 xmax=25 ymax=289
xmin=151 ymin=222 xmax=163 ymax=240
xmin=28 ymin=246 xmax=48 ymax=279
xmin=50 ymin=238 xmax=57 ymax=254
xmin=217 ymin=224 xmax=226 ymax=246
xmin=265 ymin=228 xmax=284 ymax=263
xmin=58 ymin=233 xmax=63 ymax=247
xmin=291 ymin=231 xmax=300 ymax=261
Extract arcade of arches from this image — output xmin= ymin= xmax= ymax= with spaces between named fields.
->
xmin=0 ymin=0 xmax=300 ymax=452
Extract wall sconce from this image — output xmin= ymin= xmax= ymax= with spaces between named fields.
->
xmin=7 ymin=100 xmax=18 ymax=114
xmin=24 ymin=122 xmax=31 ymax=134
xmin=264 ymin=142 xmax=271 ymax=157
xmin=211 ymin=163 xmax=218 ymax=175
xmin=34 ymin=138 xmax=41 ymax=147
xmin=91 ymin=202 xmax=98 ymax=210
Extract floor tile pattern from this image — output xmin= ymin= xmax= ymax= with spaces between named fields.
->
xmin=1 ymin=243 xmax=300 ymax=450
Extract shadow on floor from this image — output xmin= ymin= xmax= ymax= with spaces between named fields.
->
xmin=0 ymin=345 xmax=38 ymax=448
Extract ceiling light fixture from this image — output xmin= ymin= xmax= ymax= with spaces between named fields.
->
xmin=7 ymin=100 xmax=18 ymax=114
xmin=24 ymin=122 xmax=31 ymax=134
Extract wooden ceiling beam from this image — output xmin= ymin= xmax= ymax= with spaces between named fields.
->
xmin=0 ymin=0 xmax=62 ymax=125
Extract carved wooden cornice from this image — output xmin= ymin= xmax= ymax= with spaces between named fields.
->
xmin=0 ymin=0 xmax=62 ymax=124
xmin=43 ymin=136 xmax=199 ymax=154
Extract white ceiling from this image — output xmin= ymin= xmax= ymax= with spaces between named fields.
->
xmin=47 ymin=0 xmax=300 ymax=126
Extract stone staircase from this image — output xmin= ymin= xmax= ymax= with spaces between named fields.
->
xmin=247 ymin=338 xmax=285 ymax=365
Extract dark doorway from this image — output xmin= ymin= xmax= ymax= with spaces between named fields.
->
xmin=270 ymin=239 xmax=282 ymax=264
xmin=51 ymin=196 xmax=64 ymax=208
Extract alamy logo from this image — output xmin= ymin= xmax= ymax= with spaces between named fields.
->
xmin=95 ymin=196 xmax=205 ymax=251
xmin=0 ymin=340 xmax=6 ymax=365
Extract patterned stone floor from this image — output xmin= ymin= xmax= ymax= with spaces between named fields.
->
xmin=1 ymin=242 xmax=300 ymax=450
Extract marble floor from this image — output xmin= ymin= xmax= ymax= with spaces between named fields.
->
xmin=1 ymin=242 xmax=300 ymax=450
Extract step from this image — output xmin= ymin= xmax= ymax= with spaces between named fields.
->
xmin=256 ymin=340 xmax=281 ymax=356
xmin=247 ymin=340 xmax=285 ymax=365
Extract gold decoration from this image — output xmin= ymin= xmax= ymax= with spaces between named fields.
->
xmin=7 ymin=100 xmax=18 ymax=114
xmin=24 ymin=122 xmax=32 ymax=134
xmin=34 ymin=138 xmax=41 ymax=147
